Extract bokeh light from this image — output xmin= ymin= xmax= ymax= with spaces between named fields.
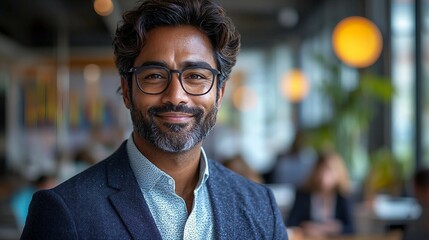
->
xmin=332 ymin=16 xmax=383 ymax=68
xmin=94 ymin=0 xmax=114 ymax=16
xmin=281 ymin=69 xmax=309 ymax=102
xmin=83 ymin=64 xmax=101 ymax=84
xmin=232 ymin=86 xmax=259 ymax=112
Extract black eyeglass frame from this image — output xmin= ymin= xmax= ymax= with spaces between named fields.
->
xmin=128 ymin=65 xmax=221 ymax=96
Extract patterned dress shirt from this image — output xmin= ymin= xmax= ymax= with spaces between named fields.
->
xmin=127 ymin=136 xmax=214 ymax=240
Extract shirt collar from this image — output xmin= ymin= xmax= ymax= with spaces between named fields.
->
xmin=127 ymin=135 xmax=210 ymax=192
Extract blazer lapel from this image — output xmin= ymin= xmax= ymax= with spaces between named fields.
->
xmin=106 ymin=142 xmax=162 ymax=240
xmin=207 ymin=162 xmax=237 ymax=240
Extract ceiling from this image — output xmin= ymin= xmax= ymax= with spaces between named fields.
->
xmin=0 ymin=0 xmax=322 ymax=53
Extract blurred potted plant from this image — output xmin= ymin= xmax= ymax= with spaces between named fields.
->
xmin=305 ymin=55 xmax=395 ymax=182
xmin=364 ymin=148 xmax=403 ymax=198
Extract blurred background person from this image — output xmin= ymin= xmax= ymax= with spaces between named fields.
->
xmin=10 ymin=174 xmax=57 ymax=230
xmin=59 ymin=148 xmax=98 ymax=181
xmin=287 ymin=150 xmax=354 ymax=237
xmin=222 ymin=155 xmax=264 ymax=184
xmin=403 ymin=168 xmax=429 ymax=240
xmin=268 ymin=130 xmax=316 ymax=187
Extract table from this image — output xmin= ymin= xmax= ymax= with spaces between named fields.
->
xmin=298 ymin=231 xmax=402 ymax=240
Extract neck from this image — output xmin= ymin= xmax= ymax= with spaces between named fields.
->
xmin=132 ymin=132 xmax=201 ymax=198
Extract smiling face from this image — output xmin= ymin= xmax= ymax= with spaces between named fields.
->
xmin=121 ymin=25 xmax=225 ymax=153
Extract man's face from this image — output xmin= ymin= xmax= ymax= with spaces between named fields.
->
xmin=121 ymin=25 xmax=225 ymax=153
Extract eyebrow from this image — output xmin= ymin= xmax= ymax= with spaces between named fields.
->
xmin=181 ymin=61 xmax=213 ymax=69
xmin=137 ymin=61 xmax=214 ymax=69
xmin=139 ymin=61 xmax=168 ymax=68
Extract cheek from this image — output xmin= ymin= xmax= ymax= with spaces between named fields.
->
xmin=202 ymin=89 xmax=218 ymax=105
xmin=320 ymin=172 xmax=336 ymax=187
xmin=326 ymin=174 xmax=338 ymax=187
xmin=131 ymin=90 xmax=158 ymax=110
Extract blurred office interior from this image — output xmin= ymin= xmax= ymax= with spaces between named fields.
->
xmin=0 ymin=0 xmax=428 ymax=239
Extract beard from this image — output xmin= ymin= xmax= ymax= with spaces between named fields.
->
xmin=130 ymin=102 xmax=218 ymax=153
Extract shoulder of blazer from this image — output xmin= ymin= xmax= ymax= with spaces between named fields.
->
xmin=206 ymin=160 xmax=274 ymax=206
xmin=52 ymin=141 xmax=133 ymax=196
xmin=207 ymin=160 xmax=267 ymax=191
xmin=206 ymin=160 xmax=288 ymax=239
xmin=295 ymin=189 xmax=312 ymax=201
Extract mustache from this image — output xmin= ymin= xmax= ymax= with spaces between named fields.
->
xmin=148 ymin=103 xmax=203 ymax=117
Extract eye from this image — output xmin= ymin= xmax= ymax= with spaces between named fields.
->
xmin=188 ymin=73 xmax=206 ymax=79
xmin=183 ymin=69 xmax=212 ymax=80
xmin=137 ymin=68 xmax=168 ymax=81
xmin=145 ymin=74 xmax=164 ymax=79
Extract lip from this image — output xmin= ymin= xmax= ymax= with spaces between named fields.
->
xmin=155 ymin=112 xmax=194 ymax=124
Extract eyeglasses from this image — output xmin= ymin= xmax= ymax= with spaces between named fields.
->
xmin=128 ymin=65 xmax=221 ymax=96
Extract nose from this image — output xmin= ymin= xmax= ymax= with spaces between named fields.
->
xmin=160 ymin=73 xmax=189 ymax=105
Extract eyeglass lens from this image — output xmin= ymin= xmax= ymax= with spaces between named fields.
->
xmin=135 ymin=67 xmax=215 ymax=95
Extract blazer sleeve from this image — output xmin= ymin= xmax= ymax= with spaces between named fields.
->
xmin=21 ymin=189 xmax=78 ymax=240
xmin=336 ymin=194 xmax=355 ymax=234
xmin=267 ymin=188 xmax=289 ymax=239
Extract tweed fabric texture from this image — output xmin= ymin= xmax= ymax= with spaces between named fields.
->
xmin=21 ymin=141 xmax=288 ymax=239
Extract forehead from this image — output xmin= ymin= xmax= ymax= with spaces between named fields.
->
xmin=134 ymin=25 xmax=216 ymax=68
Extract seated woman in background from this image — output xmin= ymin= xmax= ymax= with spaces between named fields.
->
xmin=287 ymin=150 xmax=355 ymax=238
xmin=403 ymin=168 xmax=429 ymax=240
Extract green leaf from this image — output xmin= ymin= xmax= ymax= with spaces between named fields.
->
xmin=360 ymin=74 xmax=395 ymax=102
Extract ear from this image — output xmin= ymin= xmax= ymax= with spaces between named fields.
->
xmin=216 ymin=84 xmax=226 ymax=108
xmin=120 ymin=76 xmax=132 ymax=109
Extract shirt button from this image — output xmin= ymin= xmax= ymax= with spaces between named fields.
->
xmin=168 ymin=179 xmax=174 ymax=185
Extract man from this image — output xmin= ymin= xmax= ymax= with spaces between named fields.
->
xmin=21 ymin=0 xmax=288 ymax=239
xmin=403 ymin=168 xmax=429 ymax=240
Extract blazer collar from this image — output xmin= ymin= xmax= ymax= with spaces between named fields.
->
xmin=106 ymin=141 xmax=162 ymax=240
xmin=206 ymin=161 xmax=237 ymax=240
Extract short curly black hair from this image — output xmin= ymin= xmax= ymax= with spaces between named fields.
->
xmin=113 ymin=0 xmax=240 ymax=92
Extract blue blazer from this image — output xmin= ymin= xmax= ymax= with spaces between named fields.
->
xmin=286 ymin=190 xmax=355 ymax=234
xmin=21 ymin=141 xmax=288 ymax=240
